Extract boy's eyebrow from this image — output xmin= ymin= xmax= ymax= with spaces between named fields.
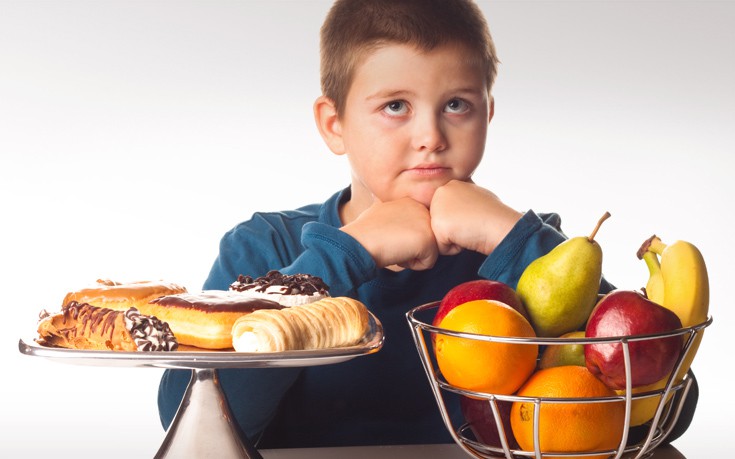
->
xmin=366 ymin=87 xmax=484 ymax=101
xmin=366 ymin=89 xmax=415 ymax=101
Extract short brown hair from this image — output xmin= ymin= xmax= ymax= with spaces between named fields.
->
xmin=320 ymin=0 xmax=499 ymax=115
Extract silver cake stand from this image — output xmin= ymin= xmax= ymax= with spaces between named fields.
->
xmin=18 ymin=312 xmax=384 ymax=459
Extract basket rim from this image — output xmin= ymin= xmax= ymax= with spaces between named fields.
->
xmin=406 ymin=300 xmax=713 ymax=345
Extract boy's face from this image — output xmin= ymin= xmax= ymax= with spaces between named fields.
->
xmin=336 ymin=42 xmax=491 ymax=210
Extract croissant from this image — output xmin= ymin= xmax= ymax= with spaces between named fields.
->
xmin=37 ymin=301 xmax=178 ymax=351
xmin=231 ymin=297 xmax=370 ymax=352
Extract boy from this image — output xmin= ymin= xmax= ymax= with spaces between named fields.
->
xmin=158 ymin=0 xmax=696 ymax=448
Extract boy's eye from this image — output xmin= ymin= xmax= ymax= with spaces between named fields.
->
xmin=445 ymin=98 xmax=470 ymax=114
xmin=383 ymin=100 xmax=408 ymax=116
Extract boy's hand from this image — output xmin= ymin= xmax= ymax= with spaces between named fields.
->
xmin=430 ymin=180 xmax=523 ymax=256
xmin=341 ymin=198 xmax=438 ymax=270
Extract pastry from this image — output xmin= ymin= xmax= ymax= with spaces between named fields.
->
xmin=231 ymin=296 xmax=370 ymax=352
xmin=149 ymin=291 xmax=283 ymax=349
xmin=37 ymin=301 xmax=178 ymax=351
xmin=229 ymin=270 xmax=330 ymax=306
xmin=62 ymin=279 xmax=188 ymax=312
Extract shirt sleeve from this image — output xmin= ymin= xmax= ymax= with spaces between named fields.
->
xmin=202 ymin=216 xmax=378 ymax=297
xmin=478 ymin=210 xmax=615 ymax=293
xmin=289 ymin=221 xmax=378 ymax=297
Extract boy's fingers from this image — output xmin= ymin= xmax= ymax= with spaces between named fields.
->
xmin=437 ymin=240 xmax=462 ymax=256
xmin=400 ymin=256 xmax=436 ymax=271
xmin=400 ymin=245 xmax=439 ymax=271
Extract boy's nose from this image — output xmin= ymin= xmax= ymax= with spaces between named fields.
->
xmin=412 ymin=115 xmax=447 ymax=153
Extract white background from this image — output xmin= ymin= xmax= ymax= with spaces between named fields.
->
xmin=1 ymin=1 xmax=733 ymax=457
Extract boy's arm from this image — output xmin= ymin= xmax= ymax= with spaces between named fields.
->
xmin=204 ymin=214 xmax=380 ymax=298
xmin=284 ymin=221 xmax=379 ymax=296
xmin=430 ymin=180 xmax=523 ymax=257
xmin=477 ymin=210 xmax=568 ymax=289
xmin=431 ymin=180 xmax=614 ymax=292
xmin=205 ymin=198 xmax=438 ymax=298
xmin=221 ymin=208 xmax=435 ymax=295
xmin=478 ymin=210 xmax=615 ymax=293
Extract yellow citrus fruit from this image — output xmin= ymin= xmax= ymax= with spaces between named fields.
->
xmin=616 ymin=377 xmax=674 ymax=426
xmin=511 ymin=366 xmax=625 ymax=459
xmin=434 ymin=299 xmax=537 ymax=395
xmin=616 ymin=332 xmax=701 ymax=427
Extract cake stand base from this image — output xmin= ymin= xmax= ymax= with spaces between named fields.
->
xmin=155 ymin=369 xmax=263 ymax=459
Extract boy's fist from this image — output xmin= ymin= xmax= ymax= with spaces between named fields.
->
xmin=430 ymin=180 xmax=522 ymax=256
xmin=341 ymin=198 xmax=438 ymax=270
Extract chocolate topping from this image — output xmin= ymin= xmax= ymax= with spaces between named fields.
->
xmin=230 ymin=270 xmax=330 ymax=296
xmin=40 ymin=302 xmax=178 ymax=351
xmin=59 ymin=301 xmax=120 ymax=339
xmin=150 ymin=291 xmax=283 ymax=313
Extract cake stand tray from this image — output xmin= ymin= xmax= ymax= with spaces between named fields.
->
xmin=19 ymin=312 xmax=384 ymax=459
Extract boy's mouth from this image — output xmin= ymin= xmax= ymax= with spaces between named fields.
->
xmin=406 ymin=163 xmax=450 ymax=177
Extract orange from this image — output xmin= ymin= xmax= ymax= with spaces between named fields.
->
xmin=434 ymin=299 xmax=537 ymax=395
xmin=511 ymin=366 xmax=626 ymax=459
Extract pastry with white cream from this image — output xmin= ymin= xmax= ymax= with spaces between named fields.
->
xmin=229 ymin=271 xmax=330 ymax=307
xmin=231 ymin=296 xmax=370 ymax=352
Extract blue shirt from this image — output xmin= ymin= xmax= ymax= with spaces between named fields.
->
xmin=157 ymin=188 xmax=629 ymax=447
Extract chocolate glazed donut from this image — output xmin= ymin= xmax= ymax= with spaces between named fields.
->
xmin=149 ymin=291 xmax=283 ymax=349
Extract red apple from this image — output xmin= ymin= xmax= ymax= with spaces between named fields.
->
xmin=433 ymin=280 xmax=528 ymax=327
xmin=585 ymin=290 xmax=683 ymax=390
xmin=460 ymin=396 xmax=519 ymax=449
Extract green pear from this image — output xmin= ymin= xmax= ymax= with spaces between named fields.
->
xmin=538 ymin=331 xmax=586 ymax=368
xmin=516 ymin=212 xmax=609 ymax=337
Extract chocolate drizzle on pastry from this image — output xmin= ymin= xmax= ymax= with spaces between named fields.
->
xmin=230 ymin=270 xmax=330 ymax=296
xmin=52 ymin=301 xmax=120 ymax=340
xmin=37 ymin=301 xmax=178 ymax=351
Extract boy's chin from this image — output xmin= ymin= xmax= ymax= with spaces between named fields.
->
xmin=380 ymin=182 xmax=452 ymax=207
xmin=406 ymin=188 xmax=437 ymax=208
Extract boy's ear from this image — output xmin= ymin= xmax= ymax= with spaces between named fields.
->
xmin=488 ymin=96 xmax=495 ymax=124
xmin=314 ymin=95 xmax=346 ymax=155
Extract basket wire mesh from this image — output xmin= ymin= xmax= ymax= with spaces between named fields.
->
xmin=406 ymin=301 xmax=712 ymax=459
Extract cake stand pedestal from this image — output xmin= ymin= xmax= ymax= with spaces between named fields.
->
xmin=155 ymin=368 xmax=262 ymax=459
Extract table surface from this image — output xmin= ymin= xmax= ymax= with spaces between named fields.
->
xmin=260 ymin=443 xmax=686 ymax=459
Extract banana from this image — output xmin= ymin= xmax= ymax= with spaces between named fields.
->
xmin=637 ymin=235 xmax=709 ymax=384
xmin=639 ymin=249 xmax=665 ymax=305
xmin=639 ymin=235 xmax=709 ymax=327
xmin=630 ymin=235 xmax=709 ymax=424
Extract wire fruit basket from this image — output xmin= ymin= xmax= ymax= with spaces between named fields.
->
xmin=406 ymin=301 xmax=712 ymax=459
